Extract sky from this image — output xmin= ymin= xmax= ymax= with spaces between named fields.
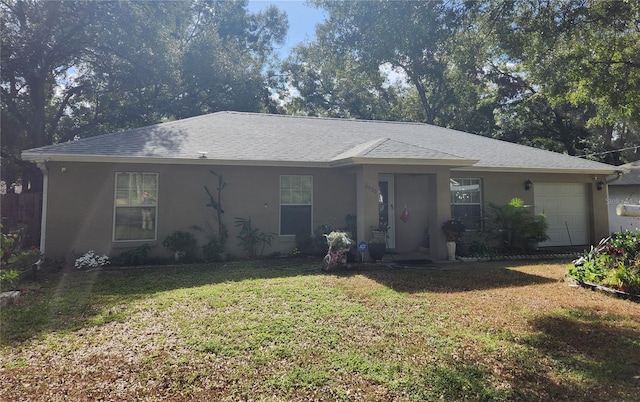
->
xmin=246 ymin=1 xmax=328 ymax=59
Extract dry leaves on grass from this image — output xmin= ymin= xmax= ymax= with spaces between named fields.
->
xmin=1 ymin=261 xmax=639 ymax=401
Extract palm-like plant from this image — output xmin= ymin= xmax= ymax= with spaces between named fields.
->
xmin=484 ymin=198 xmax=548 ymax=252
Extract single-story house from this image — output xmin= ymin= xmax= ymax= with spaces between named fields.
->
xmin=608 ymin=160 xmax=640 ymax=233
xmin=21 ymin=111 xmax=620 ymax=261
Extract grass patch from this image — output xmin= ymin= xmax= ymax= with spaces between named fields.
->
xmin=1 ymin=260 xmax=639 ymax=400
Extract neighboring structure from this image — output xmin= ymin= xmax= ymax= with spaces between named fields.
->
xmin=608 ymin=160 xmax=640 ymax=233
xmin=21 ymin=111 xmax=619 ymax=261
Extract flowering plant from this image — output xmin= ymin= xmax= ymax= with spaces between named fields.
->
xmin=325 ymin=231 xmax=353 ymax=251
xmin=75 ymin=250 xmax=110 ymax=270
xmin=7 ymin=246 xmax=42 ymax=271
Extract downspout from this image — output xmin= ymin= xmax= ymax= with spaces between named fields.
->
xmin=607 ymin=169 xmax=625 ymax=184
xmin=36 ymin=161 xmax=48 ymax=254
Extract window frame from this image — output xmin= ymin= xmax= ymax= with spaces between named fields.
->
xmin=113 ymin=172 xmax=159 ymax=242
xmin=450 ymin=178 xmax=483 ymax=231
xmin=279 ymin=175 xmax=313 ymax=236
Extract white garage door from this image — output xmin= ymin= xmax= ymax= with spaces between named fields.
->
xmin=534 ymin=183 xmax=589 ymax=246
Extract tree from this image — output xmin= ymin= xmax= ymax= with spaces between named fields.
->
xmin=286 ymin=0 xmax=639 ymax=163
xmin=314 ymin=0 xmax=478 ymax=125
xmin=1 ymin=0 xmax=288 ymax=187
xmin=280 ymin=42 xmax=405 ymax=120
xmin=486 ymin=0 xmax=640 ymax=163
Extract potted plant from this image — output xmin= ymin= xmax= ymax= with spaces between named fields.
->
xmin=368 ymin=240 xmax=385 ymax=261
xmin=442 ymin=220 xmax=465 ymax=261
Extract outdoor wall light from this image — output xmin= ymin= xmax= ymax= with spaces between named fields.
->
xmin=524 ymin=179 xmax=532 ymax=191
xmin=61 ymin=166 xmax=67 ymax=173
xmin=597 ymin=181 xmax=605 ymax=191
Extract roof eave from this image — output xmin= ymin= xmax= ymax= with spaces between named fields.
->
xmin=20 ymin=153 xmax=332 ymax=168
xmin=453 ymin=166 xmax=619 ymax=175
xmin=22 ymin=152 xmax=479 ymax=169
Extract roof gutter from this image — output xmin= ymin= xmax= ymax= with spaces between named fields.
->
xmin=22 ymin=152 xmax=479 ymax=169
xmin=606 ymin=169 xmax=626 ymax=184
xmin=452 ymin=166 xmax=620 ymax=175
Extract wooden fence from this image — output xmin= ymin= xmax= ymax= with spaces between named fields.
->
xmin=1 ymin=192 xmax=42 ymax=249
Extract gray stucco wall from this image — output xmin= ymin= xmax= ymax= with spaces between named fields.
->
xmin=42 ymin=161 xmax=611 ymax=262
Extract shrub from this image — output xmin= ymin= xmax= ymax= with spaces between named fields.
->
xmin=235 ymin=217 xmax=274 ymax=258
xmin=484 ymin=198 xmax=548 ymax=252
xmin=570 ymin=232 xmax=640 ymax=294
xmin=162 ymin=231 xmax=198 ymax=261
xmin=202 ymin=233 xmax=225 ymax=261
xmin=1 ymin=226 xmax=42 ymax=289
xmin=0 ymin=268 xmax=19 ymax=290
xmin=7 ymin=247 xmax=41 ymax=271
xmin=114 ymin=244 xmax=152 ymax=266
xmin=295 ymin=232 xmax=313 ymax=254
xmin=312 ymin=224 xmax=332 ymax=255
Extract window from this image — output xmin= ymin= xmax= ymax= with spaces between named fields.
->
xmin=280 ymin=175 xmax=312 ymax=235
xmin=450 ymin=178 xmax=482 ymax=231
xmin=114 ymin=172 xmax=158 ymax=241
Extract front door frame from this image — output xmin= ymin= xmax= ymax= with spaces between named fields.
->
xmin=379 ymin=174 xmax=396 ymax=249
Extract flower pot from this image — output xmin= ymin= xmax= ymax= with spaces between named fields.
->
xmin=446 ymin=241 xmax=457 ymax=261
xmin=368 ymin=242 xmax=386 ymax=261
xmin=371 ymin=230 xmax=386 ymax=244
xmin=174 ymin=251 xmax=186 ymax=262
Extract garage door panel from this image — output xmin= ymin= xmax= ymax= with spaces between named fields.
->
xmin=534 ymin=183 xmax=589 ymax=247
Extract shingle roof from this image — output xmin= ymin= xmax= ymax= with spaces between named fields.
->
xmin=610 ymin=160 xmax=640 ymax=186
xmin=22 ymin=111 xmax=617 ymax=173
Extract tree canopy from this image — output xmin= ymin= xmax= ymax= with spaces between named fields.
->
xmin=280 ymin=0 xmax=639 ymax=164
xmin=1 ymin=0 xmax=287 ymax=184
xmin=2 ymin=0 xmax=638 ymax=188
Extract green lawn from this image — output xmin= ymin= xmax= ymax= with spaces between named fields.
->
xmin=1 ymin=260 xmax=639 ymax=401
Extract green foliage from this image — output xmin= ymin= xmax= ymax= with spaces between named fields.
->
xmin=287 ymin=0 xmax=640 ymax=163
xmin=40 ymin=256 xmax=65 ymax=272
xmin=0 ymin=268 xmax=19 ymax=291
xmin=162 ymin=231 xmax=198 ymax=261
xmin=201 ymin=233 xmax=225 ymax=262
xmin=114 ymin=244 xmax=152 ymax=267
xmin=8 ymin=247 xmax=41 ymax=271
xmin=311 ymin=224 xmax=332 ymax=256
xmin=2 ymin=261 xmax=640 ymax=400
xmin=203 ymin=170 xmax=228 ymax=251
xmin=234 ymin=217 xmax=275 ymax=258
xmin=0 ymin=225 xmax=24 ymax=268
xmin=1 ymin=225 xmax=41 ymax=289
xmin=484 ymin=198 xmax=549 ymax=252
xmin=1 ymin=0 xmax=288 ymax=182
xmin=570 ymin=232 xmax=640 ymax=294
xmin=281 ymin=42 xmax=406 ymax=120
xmin=295 ymin=232 xmax=313 ymax=254
xmin=468 ymin=240 xmax=494 ymax=258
